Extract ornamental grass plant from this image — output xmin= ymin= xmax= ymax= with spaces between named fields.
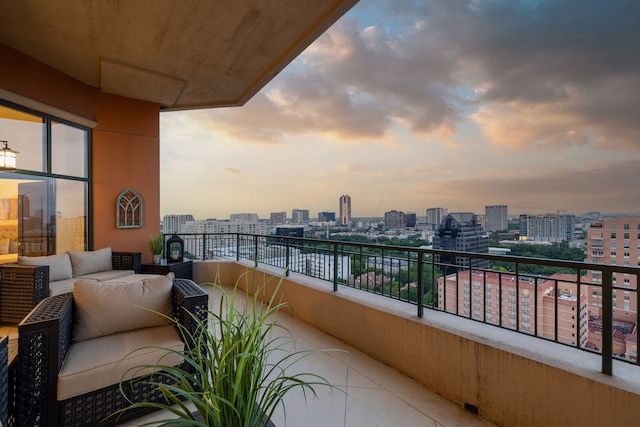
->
xmin=115 ymin=269 xmax=341 ymax=427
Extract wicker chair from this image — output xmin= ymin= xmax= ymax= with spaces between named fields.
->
xmin=0 ymin=252 xmax=142 ymax=324
xmin=16 ymin=278 xmax=208 ymax=427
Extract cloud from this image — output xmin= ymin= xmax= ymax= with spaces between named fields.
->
xmin=421 ymin=159 xmax=640 ymax=214
xmin=222 ymin=167 xmax=244 ymax=175
xmin=184 ymin=0 xmax=640 ymax=153
xmin=337 ymin=163 xmax=363 ymax=173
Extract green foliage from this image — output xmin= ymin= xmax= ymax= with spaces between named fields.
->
xmin=116 ymin=270 xmax=340 ymax=426
xmin=490 ymin=242 xmax=586 ymax=275
xmin=148 ymin=233 xmax=164 ymax=255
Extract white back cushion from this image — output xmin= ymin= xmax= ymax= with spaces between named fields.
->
xmin=72 ymin=273 xmax=174 ymax=342
xmin=19 ymin=253 xmax=73 ymax=281
xmin=68 ymin=247 xmax=113 ymax=277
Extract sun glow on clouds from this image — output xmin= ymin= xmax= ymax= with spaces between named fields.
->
xmin=161 ymin=0 xmax=640 ymax=219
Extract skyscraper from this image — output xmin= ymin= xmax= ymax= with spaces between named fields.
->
xmin=519 ymin=213 xmax=576 ymax=243
xmin=270 ymin=212 xmax=286 ymax=225
xmin=432 ymin=213 xmax=489 ymax=272
xmin=405 ymin=212 xmax=417 ymax=228
xmin=426 ymin=207 xmax=448 ymax=230
xmin=586 ymin=217 xmax=640 ymax=323
xmin=384 ymin=210 xmax=405 ymax=229
xmin=485 ymin=205 xmax=508 ymax=232
xmin=291 ymin=209 xmax=309 ymax=224
xmin=339 ymin=195 xmax=351 ymax=226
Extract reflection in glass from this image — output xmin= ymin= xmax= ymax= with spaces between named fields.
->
xmin=52 ymin=121 xmax=87 ymax=177
xmin=0 ymin=105 xmax=45 ymax=172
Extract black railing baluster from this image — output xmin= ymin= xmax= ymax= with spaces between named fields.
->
xmin=169 ymin=232 xmax=637 ymax=375
xmin=601 ymin=266 xmax=613 ymax=375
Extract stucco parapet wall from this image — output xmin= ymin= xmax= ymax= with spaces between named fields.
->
xmin=193 ymin=259 xmax=640 ymax=425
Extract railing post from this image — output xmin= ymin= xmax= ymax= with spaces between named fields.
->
xmin=601 ymin=266 xmax=613 ymax=375
xmin=285 ymin=239 xmax=290 ymax=277
xmin=236 ymin=234 xmax=240 ymax=261
xmin=201 ymin=233 xmax=206 ymax=261
xmin=253 ymin=235 xmax=258 ymax=268
xmin=333 ymin=243 xmax=338 ymax=292
xmin=417 ymin=252 xmax=424 ymax=318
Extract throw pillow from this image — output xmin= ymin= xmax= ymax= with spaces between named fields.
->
xmin=18 ymin=253 xmax=73 ymax=281
xmin=68 ymin=247 xmax=113 ymax=277
xmin=72 ymin=272 xmax=174 ymax=342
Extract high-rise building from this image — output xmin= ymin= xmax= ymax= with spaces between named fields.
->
xmin=384 ymin=210 xmax=405 ymax=229
xmin=519 ymin=213 xmax=576 ymax=243
xmin=270 ymin=212 xmax=286 ymax=225
xmin=405 ymin=212 xmax=417 ymax=228
xmin=426 ymin=207 xmax=448 ymax=230
xmin=162 ymin=214 xmax=195 ymax=234
xmin=230 ymin=213 xmax=258 ymax=222
xmin=586 ymin=217 xmax=640 ymax=324
xmin=318 ymin=212 xmax=336 ymax=222
xmin=291 ymin=209 xmax=309 ymax=224
xmin=339 ymin=195 xmax=351 ymax=226
xmin=485 ymin=205 xmax=508 ymax=232
xmin=432 ymin=213 xmax=489 ymax=272
xmin=438 ymin=271 xmax=588 ymax=347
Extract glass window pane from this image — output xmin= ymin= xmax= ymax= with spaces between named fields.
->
xmin=0 ymin=174 xmax=87 ymax=259
xmin=54 ymin=178 xmax=87 ymax=252
xmin=52 ymin=121 xmax=87 ymax=177
xmin=0 ymin=105 xmax=45 ymax=172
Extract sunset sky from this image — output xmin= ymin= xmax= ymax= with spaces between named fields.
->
xmin=160 ymin=0 xmax=640 ymax=221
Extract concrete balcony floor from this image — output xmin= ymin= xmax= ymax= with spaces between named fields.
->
xmin=123 ymin=283 xmax=495 ymax=427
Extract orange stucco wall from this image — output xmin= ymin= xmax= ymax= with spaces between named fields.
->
xmin=1 ymin=43 xmax=161 ymax=262
xmin=93 ymin=93 xmax=160 ymax=262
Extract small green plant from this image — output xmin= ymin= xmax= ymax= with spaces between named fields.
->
xmin=115 ymin=269 xmax=341 ymax=426
xmin=148 ymin=233 xmax=164 ymax=256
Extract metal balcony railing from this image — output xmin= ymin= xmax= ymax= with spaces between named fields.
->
xmin=176 ymin=232 xmax=639 ymax=375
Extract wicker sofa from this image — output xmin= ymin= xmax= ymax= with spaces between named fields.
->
xmin=0 ymin=249 xmax=142 ymax=323
xmin=16 ymin=277 xmax=208 ymax=427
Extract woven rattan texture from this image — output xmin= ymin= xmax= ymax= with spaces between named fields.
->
xmin=18 ymin=293 xmax=73 ymax=426
xmin=0 ymin=265 xmax=49 ymax=323
xmin=17 ymin=280 xmax=208 ymax=427
xmin=111 ymin=251 xmax=142 ymax=273
xmin=1 ymin=336 xmax=7 ymax=427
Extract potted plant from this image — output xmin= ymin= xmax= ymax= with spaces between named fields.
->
xmin=115 ymin=269 xmax=340 ymax=426
xmin=148 ymin=233 xmax=164 ymax=264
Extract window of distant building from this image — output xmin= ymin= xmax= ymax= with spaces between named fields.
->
xmin=611 ymin=224 xmax=617 ymax=229
xmin=624 ymin=224 xmax=630 ymax=230
xmin=0 ymin=100 xmax=90 ymax=257
xmin=611 ymin=232 xmax=617 ymax=238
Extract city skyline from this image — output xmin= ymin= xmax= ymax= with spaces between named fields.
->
xmin=160 ymin=0 xmax=640 ymax=219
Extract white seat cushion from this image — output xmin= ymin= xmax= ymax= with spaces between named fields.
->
xmin=74 ymin=269 xmax=135 ymax=282
xmin=57 ymin=325 xmax=184 ymax=400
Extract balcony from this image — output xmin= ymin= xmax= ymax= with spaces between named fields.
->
xmin=172 ymin=232 xmax=640 ymax=426
xmin=123 ymin=282 xmax=495 ymax=426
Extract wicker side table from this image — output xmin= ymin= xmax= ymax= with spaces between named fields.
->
xmin=141 ymin=259 xmax=193 ymax=280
